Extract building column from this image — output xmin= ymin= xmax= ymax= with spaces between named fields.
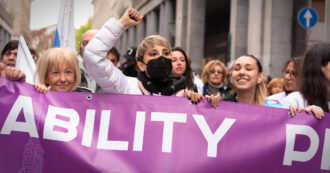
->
xmin=325 ymin=0 xmax=330 ymax=41
xmin=159 ymin=0 xmax=174 ymax=45
xmin=128 ymin=27 xmax=136 ymax=47
xmin=136 ymin=20 xmax=146 ymax=46
xmin=174 ymin=0 xmax=188 ymax=49
xmin=247 ymin=0 xmax=264 ymax=59
xmin=263 ymin=0 xmax=293 ymax=77
xmin=146 ymin=11 xmax=158 ymax=36
xmin=115 ymin=38 xmax=121 ymax=54
xmin=229 ymin=0 xmax=249 ymax=63
xmin=186 ymin=0 xmax=206 ymax=71
xmin=120 ymin=30 xmax=128 ymax=57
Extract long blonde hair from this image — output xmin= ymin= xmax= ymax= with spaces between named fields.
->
xmin=35 ymin=48 xmax=81 ymax=91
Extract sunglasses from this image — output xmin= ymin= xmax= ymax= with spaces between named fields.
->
xmin=209 ymin=69 xmax=224 ymax=74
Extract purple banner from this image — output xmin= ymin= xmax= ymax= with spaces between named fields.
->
xmin=0 ymin=77 xmax=329 ymax=173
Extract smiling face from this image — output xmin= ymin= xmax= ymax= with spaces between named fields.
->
xmin=171 ymin=50 xmax=186 ymax=76
xmin=2 ymin=48 xmax=18 ymax=68
xmin=231 ymin=56 xmax=264 ymax=92
xmin=46 ymin=60 xmax=75 ymax=92
xmin=208 ymin=65 xmax=224 ymax=85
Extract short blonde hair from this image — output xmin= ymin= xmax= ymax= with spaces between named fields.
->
xmin=201 ymin=60 xmax=228 ymax=86
xmin=35 ymin=48 xmax=81 ymax=91
xmin=136 ymin=35 xmax=171 ymax=62
xmin=267 ymin=78 xmax=284 ymax=95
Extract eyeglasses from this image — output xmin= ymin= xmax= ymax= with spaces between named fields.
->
xmin=209 ymin=69 xmax=224 ymax=74
xmin=79 ymin=40 xmax=89 ymax=47
xmin=283 ymin=70 xmax=297 ymax=78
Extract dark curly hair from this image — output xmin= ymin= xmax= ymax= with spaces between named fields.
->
xmin=301 ymin=43 xmax=330 ymax=112
xmin=172 ymin=47 xmax=195 ymax=90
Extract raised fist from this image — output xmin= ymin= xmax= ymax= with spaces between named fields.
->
xmin=119 ymin=8 xmax=143 ymax=28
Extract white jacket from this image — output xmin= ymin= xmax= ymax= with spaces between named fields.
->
xmin=83 ymin=18 xmax=184 ymax=96
xmin=83 ymin=18 xmax=142 ymax=95
xmin=282 ymin=91 xmax=330 ymax=110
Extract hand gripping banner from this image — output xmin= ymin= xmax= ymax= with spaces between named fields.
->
xmin=0 ymin=77 xmax=329 ymax=173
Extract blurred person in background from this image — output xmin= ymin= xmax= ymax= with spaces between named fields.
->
xmin=120 ymin=47 xmax=139 ymax=77
xmin=284 ymin=43 xmax=330 ymax=119
xmin=29 ymin=48 xmax=38 ymax=63
xmin=202 ymin=60 xmax=231 ymax=98
xmin=1 ymin=40 xmax=18 ymax=68
xmin=268 ymin=57 xmax=303 ymax=103
xmin=171 ymin=47 xmax=197 ymax=92
xmin=267 ymin=78 xmax=284 ymax=96
xmin=106 ymin=47 xmax=120 ymax=67
xmin=79 ymin=29 xmax=98 ymax=92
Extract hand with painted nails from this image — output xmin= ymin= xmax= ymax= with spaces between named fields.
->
xmin=184 ymin=89 xmax=203 ymax=104
xmin=289 ymin=105 xmax=324 ymax=119
xmin=205 ymin=92 xmax=221 ymax=108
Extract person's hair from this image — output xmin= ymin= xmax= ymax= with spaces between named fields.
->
xmin=136 ymin=35 xmax=171 ymax=62
xmin=35 ymin=48 xmax=81 ymax=91
xmin=202 ymin=60 xmax=228 ymax=86
xmin=301 ymin=43 xmax=330 ymax=112
xmin=107 ymin=47 xmax=120 ymax=61
xmin=172 ymin=47 xmax=194 ymax=90
xmin=233 ymin=55 xmax=267 ymax=106
xmin=29 ymin=48 xmax=36 ymax=55
xmin=1 ymin=40 xmax=19 ymax=60
xmin=267 ymin=78 xmax=284 ymax=95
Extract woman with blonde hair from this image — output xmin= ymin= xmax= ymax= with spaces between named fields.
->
xmin=222 ymin=55 xmax=267 ymax=106
xmin=1 ymin=48 xmax=90 ymax=93
xmin=202 ymin=60 xmax=231 ymax=97
xmin=33 ymin=48 xmax=88 ymax=93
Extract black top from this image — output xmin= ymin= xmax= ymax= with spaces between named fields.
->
xmin=222 ymin=93 xmax=237 ymax=102
xmin=75 ymin=86 xmax=92 ymax=93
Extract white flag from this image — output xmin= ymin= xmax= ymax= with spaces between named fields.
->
xmin=54 ymin=0 xmax=76 ymax=52
xmin=16 ymin=36 xmax=38 ymax=84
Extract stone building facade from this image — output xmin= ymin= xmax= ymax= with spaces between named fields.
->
xmin=0 ymin=0 xmax=32 ymax=51
xmin=92 ymin=0 xmax=330 ymax=77
xmin=0 ymin=0 xmax=14 ymax=51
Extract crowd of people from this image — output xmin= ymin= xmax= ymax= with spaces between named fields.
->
xmin=0 ymin=8 xmax=329 ymax=118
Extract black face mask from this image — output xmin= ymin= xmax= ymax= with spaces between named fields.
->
xmin=145 ymin=56 xmax=172 ymax=82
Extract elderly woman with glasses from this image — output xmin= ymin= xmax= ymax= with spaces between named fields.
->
xmin=201 ymin=60 xmax=231 ymax=97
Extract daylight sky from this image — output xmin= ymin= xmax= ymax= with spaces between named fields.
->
xmin=30 ymin=0 xmax=93 ymax=30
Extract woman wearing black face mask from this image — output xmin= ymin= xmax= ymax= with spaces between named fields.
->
xmin=135 ymin=35 xmax=187 ymax=96
xmin=83 ymin=9 xmax=187 ymax=96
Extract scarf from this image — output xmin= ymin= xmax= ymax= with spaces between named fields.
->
xmin=207 ymin=82 xmax=223 ymax=96
xmin=137 ymin=72 xmax=187 ymax=96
